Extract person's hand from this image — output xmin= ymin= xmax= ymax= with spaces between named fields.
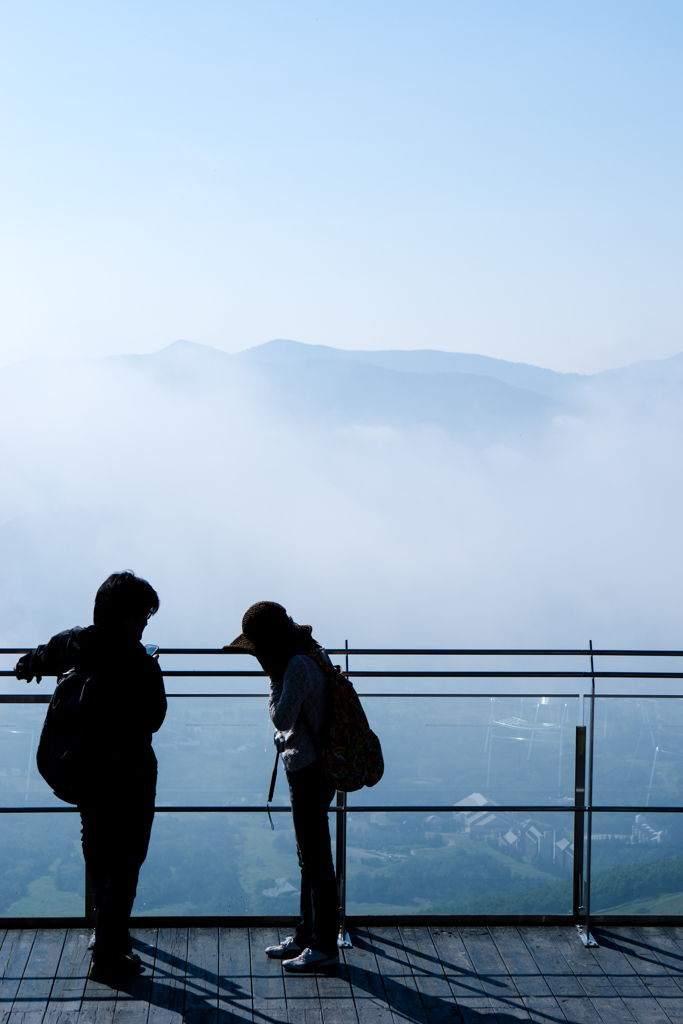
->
xmin=14 ymin=657 xmax=41 ymax=684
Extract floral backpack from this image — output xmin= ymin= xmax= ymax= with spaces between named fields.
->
xmin=301 ymin=647 xmax=384 ymax=792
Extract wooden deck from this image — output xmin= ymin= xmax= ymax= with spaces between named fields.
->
xmin=1 ymin=924 xmax=682 ymax=1023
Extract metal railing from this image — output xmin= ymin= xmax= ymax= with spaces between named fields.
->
xmin=1 ymin=644 xmax=682 ymax=941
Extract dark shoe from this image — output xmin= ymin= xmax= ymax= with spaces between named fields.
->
xmin=283 ymin=948 xmax=339 ymax=973
xmin=88 ymin=953 xmax=143 ymax=986
xmin=265 ymin=935 xmax=304 ymax=959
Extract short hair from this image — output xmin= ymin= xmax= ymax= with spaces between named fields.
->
xmin=93 ymin=571 xmax=160 ymax=628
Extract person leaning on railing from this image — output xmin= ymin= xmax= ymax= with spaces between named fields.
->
xmin=224 ymin=601 xmax=339 ymax=973
xmin=14 ymin=571 xmax=166 ymax=986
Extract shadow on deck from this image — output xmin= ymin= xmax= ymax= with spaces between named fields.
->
xmin=1 ymin=924 xmax=682 ymax=1023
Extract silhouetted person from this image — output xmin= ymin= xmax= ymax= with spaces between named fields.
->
xmin=15 ymin=571 xmax=166 ymax=983
xmin=226 ymin=601 xmax=339 ymax=972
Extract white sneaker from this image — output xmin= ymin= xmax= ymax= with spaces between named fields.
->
xmin=265 ymin=936 xmax=303 ymax=959
xmin=283 ymin=948 xmax=339 ymax=973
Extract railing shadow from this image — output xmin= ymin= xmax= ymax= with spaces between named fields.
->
xmin=88 ymin=930 xmax=573 ymax=1024
xmin=594 ymin=927 xmax=683 ymax=972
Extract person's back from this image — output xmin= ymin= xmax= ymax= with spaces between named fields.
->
xmin=15 ymin=571 xmax=166 ymax=984
xmin=24 ymin=623 xmax=166 ymax=788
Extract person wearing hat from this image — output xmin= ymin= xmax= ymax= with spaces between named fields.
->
xmin=225 ymin=601 xmax=339 ymax=972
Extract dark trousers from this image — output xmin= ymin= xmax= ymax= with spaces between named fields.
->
xmin=287 ymin=759 xmax=339 ymax=956
xmin=78 ymin=777 xmax=156 ymax=963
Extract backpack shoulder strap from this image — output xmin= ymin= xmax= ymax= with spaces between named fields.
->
xmin=295 ymin=647 xmax=335 ymax=754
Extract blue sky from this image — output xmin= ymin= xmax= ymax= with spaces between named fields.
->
xmin=1 ymin=0 xmax=682 ymax=372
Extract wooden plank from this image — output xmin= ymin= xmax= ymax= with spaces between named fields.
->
xmin=0 ymin=930 xmax=8 ymax=1024
xmin=359 ymin=926 xmax=423 ymax=1024
xmin=278 ymin=926 xmax=322 ymax=1024
xmin=588 ymin=927 xmax=681 ymax=1024
xmin=636 ymin=927 xmax=683 ymax=990
xmin=398 ymin=924 xmax=464 ymax=1022
xmin=79 ymin=957 xmax=119 ymax=1024
xmin=657 ymin=928 xmax=683 ymax=1022
xmin=664 ymin=927 xmax=683 ymax=961
xmin=248 ymin=927 xmax=286 ymax=1024
xmin=636 ymin=924 xmax=683 ymax=1016
xmin=315 ymin=941 xmax=356 ymax=1024
xmin=487 ymin=926 xmax=567 ymax=1024
xmin=518 ymin=925 xmax=602 ymax=1024
xmin=340 ymin=927 xmax=392 ymax=1024
xmin=0 ymin=931 xmax=36 ymax=1017
xmin=549 ymin=927 xmax=644 ymax=1024
xmin=7 ymin=927 xmax=66 ymax=1024
xmin=80 ymin=928 xmax=156 ymax=1024
xmin=147 ymin=927 xmax=188 ymax=1024
xmin=603 ymin=927 xmax=683 ymax=997
xmin=42 ymin=927 xmax=91 ymax=1022
xmin=428 ymin=926 xmax=497 ymax=1023
xmin=110 ymin=927 xmax=158 ymax=1024
xmin=457 ymin=927 xmax=528 ymax=1022
xmin=573 ymin=929 xmax=671 ymax=1024
xmin=217 ymin=927 xmax=252 ymax=1024
xmin=182 ymin=928 xmax=218 ymax=1024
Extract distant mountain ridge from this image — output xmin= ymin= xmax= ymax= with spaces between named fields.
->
xmin=233 ymin=338 xmax=585 ymax=400
xmin=2 ymin=336 xmax=681 ymax=442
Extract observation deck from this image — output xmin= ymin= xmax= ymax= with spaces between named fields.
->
xmin=1 ymin=923 xmax=683 ymax=1022
xmin=1 ymin=644 xmax=682 ymax=1019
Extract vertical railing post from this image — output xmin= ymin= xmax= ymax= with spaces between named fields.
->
xmin=575 ymin=643 xmax=598 ymax=947
xmin=335 ymin=639 xmax=351 ymax=947
xmin=572 ymin=725 xmax=586 ymax=920
xmin=335 ymin=789 xmax=348 ymax=945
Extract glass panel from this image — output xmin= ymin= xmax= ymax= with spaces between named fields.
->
xmin=0 ymin=698 xmax=281 ymax=810
xmin=134 ymin=811 xmax=336 ymax=916
xmin=589 ymin=811 xmax=683 ymax=916
xmin=345 ymin=810 xmax=574 ymax=915
xmin=592 ymin=697 xmax=683 ymax=807
xmin=154 ymin=697 xmax=278 ymax=807
xmin=0 ymin=811 xmax=83 ymax=917
xmin=0 ymin=702 xmax=62 ymax=807
xmin=351 ymin=696 xmax=580 ymax=807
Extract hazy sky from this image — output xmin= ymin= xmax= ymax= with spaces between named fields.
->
xmin=1 ymin=1 xmax=682 ymax=373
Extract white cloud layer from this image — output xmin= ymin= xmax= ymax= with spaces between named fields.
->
xmin=1 ymin=340 xmax=682 ymax=694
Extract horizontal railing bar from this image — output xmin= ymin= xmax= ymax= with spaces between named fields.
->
xmin=329 ymin=647 xmax=683 ymax=655
xmin=1 ymin=804 xmax=681 ymax=814
xmin=328 ymin=649 xmax=683 ymax=657
xmin=345 ymin=671 xmax=683 ymax=678
xmin=157 ymin=670 xmax=681 ymax=678
xmin=2 ymin=692 xmax=683 ymax=703
xmin=4 ymin=647 xmax=683 ymax=657
xmin=0 ymin=806 xmax=79 ymax=812
xmin=6 ymin=668 xmax=683 ymax=679
xmin=0 ymin=694 xmax=52 ymax=702
xmin=160 ymin=691 xmax=584 ymax=698
xmin=343 ymin=805 xmax=683 ymax=814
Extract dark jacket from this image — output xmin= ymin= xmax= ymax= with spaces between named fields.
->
xmin=16 ymin=625 xmax=167 ymax=783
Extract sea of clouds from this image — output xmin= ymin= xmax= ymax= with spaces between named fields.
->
xmin=1 ymin=339 xmax=682 ymax=694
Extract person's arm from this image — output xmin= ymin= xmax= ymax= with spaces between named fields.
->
xmin=14 ymin=631 xmax=71 ymax=684
xmin=268 ymin=656 xmax=316 ymax=731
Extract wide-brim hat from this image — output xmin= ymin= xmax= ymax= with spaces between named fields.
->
xmin=223 ymin=600 xmax=313 ymax=656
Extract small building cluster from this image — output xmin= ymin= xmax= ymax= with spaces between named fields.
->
xmin=453 ymin=793 xmax=667 ymax=869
